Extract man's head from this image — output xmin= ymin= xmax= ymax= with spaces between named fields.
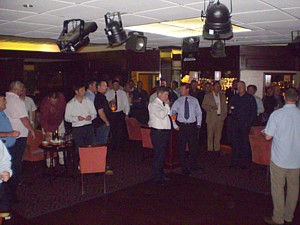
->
xmin=74 ymin=83 xmax=86 ymax=98
xmin=20 ymin=87 xmax=27 ymax=100
xmin=232 ymin=80 xmax=238 ymax=89
xmin=86 ymin=80 xmax=97 ymax=93
xmin=160 ymin=79 xmax=167 ymax=87
xmin=273 ymin=85 xmax=281 ymax=96
xmin=9 ymin=81 xmax=24 ymax=96
xmin=172 ymin=80 xmax=178 ymax=89
xmin=129 ymin=80 xmax=135 ymax=89
xmin=237 ymin=81 xmax=246 ymax=95
xmin=191 ymin=80 xmax=198 ymax=90
xmin=96 ymin=81 xmax=108 ymax=94
xmin=112 ymin=80 xmax=120 ymax=91
xmin=137 ymin=81 xmax=143 ymax=90
xmin=180 ymin=83 xmax=190 ymax=96
xmin=213 ymin=81 xmax=221 ymax=92
xmin=204 ymin=82 xmax=212 ymax=93
xmin=247 ymin=85 xmax=257 ymax=95
xmin=0 ymin=92 xmax=6 ymax=111
xmin=157 ymin=87 xmax=169 ymax=103
xmin=284 ymin=87 xmax=299 ymax=103
xmin=124 ymin=83 xmax=130 ymax=93
xmin=48 ymin=91 xmax=59 ymax=105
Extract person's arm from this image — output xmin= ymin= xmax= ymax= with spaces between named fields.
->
xmin=123 ymin=92 xmax=130 ymax=116
xmin=20 ymin=117 xmax=35 ymax=138
xmin=264 ymin=133 xmax=273 ymax=141
xmin=86 ymin=100 xmax=97 ymax=121
xmin=171 ymin=100 xmax=179 ymax=130
xmin=98 ymin=109 xmax=110 ymax=126
xmin=0 ymin=141 xmax=12 ymax=182
xmin=195 ymin=100 xmax=202 ymax=128
xmin=64 ymin=101 xmax=77 ymax=123
xmin=256 ymin=97 xmax=265 ymax=115
xmin=0 ymin=131 xmax=20 ymax=138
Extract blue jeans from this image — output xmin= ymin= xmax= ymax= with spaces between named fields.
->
xmin=94 ymin=125 xmax=110 ymax=145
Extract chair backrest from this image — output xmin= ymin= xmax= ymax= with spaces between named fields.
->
xmin=126 ymin=117 xmax=142 ymax=141
xmin=23 ymin=130 xmax=44 ymax=161
xmin=79 ymin=145 xmax=107 ymax=174
xmin=140 ymin=127 xmax=153 ymax=149
xmin=26 ymin=130 xmax=43 ymax=149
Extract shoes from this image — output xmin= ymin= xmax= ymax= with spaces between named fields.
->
xmin=263 ymin=216 xmax=284 ymax=225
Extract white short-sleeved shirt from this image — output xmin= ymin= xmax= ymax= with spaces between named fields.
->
xmin=4 ymin=92 xmax=29 ymax=138
xmin=23 ymin=96 xmax=37 ymax=123
xmin=265 ymin=104 xmax=300 ymax=169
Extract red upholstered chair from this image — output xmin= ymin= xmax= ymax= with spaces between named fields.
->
xmin=249 ymin=126 xmax=271 ymax=181
xmin=140 ymin=126 xmax=153 ymax=160
xmin=79 ymin=145 xmax=107 ymax=195
xmin=23 ymin=130 xmax=44 ymax=162
xmin=126 ymin=117 xmax=142 ymax=141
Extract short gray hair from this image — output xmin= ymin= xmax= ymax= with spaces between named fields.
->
xmin=9 ymin=81 xmax=24 ymax=91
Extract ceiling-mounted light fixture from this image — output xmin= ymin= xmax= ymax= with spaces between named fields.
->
xmin=288 ymin=30 xmax=300 ymax=56
xmin=104 ymin=12 xmax=127 ymax=46
xmin=125 ymin=31 xmax=147 ymax=52
xmin=57 ymin=19 xmax=98 ymax=52
xmin=182 ymin=36 xmax=200 ymax=62
xmin=201 ymin=0 xmax=233 ymax=40
xmin=210 ymin=40 xmax=226 ymax=58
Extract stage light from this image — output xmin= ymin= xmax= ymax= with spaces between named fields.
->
xmin=201 ymin=0 xmax=233 ymax=40
xmin=210 ymin=40 xmax=226 ymax=58
xmin=57 ymin=19 xmax=98 ymax=52
xmin=288 ymin=30 xmax=300 ymax=56
xmin=125 ymin=31 xmax=147 ymax=52
xmin=182 ymin=36 xmax=200 ymax=62
xmin=104 ymin=12 xmax=127 ymax=46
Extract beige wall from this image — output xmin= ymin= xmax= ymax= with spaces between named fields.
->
xmin=240 ymin=70 xmax=300 ymax=99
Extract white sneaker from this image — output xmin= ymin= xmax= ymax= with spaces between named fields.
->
xmin=58 ymin=152 xmax=64 ymax=165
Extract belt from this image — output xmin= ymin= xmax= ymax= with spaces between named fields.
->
xmin=177 ymin=121 xmax=197 ymax=125
xmin=217 ymin=114 xmax=221 ymax=116
xmin=151 ymin=128 xmax=170 ymax=132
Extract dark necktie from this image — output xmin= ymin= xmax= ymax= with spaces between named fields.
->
xmin=115 ymin=91 xmax=118 ymax=110
xmin=184 ymin=97 xmax=189 ymax=120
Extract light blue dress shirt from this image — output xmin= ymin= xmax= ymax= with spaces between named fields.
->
xmin=0 ymin=111 xmax=16 ymax=148
xmin=265 ymin=104 xmax=300 ymax=169
xmin=171 ymin=95 xmax=202 ymax=129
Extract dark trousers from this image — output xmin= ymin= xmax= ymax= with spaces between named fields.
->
xmin=110 ymin=111 xmax=128 ymax=151
xmin=178 ymin=123 xmax=199 ymax=173
xmin=231 ymin=120 xmax=252 ymax=165
xmin=8 ymin=137 xmax=27 ymax=200
xmin=0 ymin=183 xmax=11 ymax=211
xmin=150 ymin=129 xmax=170 ymax=182
xmin=131 ymin=108 xmax=149 ymax=125
xmin=72 ymin=124 xmax=94 ymax=162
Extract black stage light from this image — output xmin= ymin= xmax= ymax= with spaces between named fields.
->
xmin=201 ymin=0 xmax=233 ymax=40
xmin=57 ymin=19 xmax=98 ymax=52
xmin=182 ymin=36 xmax=200 ymax=62
xmin=125 ymin=31 xmax=147 ymax=52
xmin=210 ymin=40 xmax=226 ymax=58
xmin=104 ymin=12 xmax=127 ymax=46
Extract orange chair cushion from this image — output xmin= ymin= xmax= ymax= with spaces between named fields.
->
xmin=79 ymin=146 xmax=107 ymax=174
xmin=141 ymin=127 xmax=153 ymax=149
xmin=126 ymin=117 xmax=142 ymax=141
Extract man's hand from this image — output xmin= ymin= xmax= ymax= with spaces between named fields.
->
xmin=11 ymin=131 xmax=20 ymax=137
xmin=175 ymin=127 xmax=179 ymax=131
xmin=85 ymin=115 xmax=92 ymax=121
xmin=0 ymin=171 xmax=10 ymax=182
xmin=165 ymin=98 xmax=170 ymax=105
xmin=197 ymin=125 xmax=201 ymax=129
xmin=125 ymin=115 xmax=129 ymax=120
xmin=78 ymin=116 xmax=85 ymax=121
xmin=30 ymin=130 xmax=36 ymax=139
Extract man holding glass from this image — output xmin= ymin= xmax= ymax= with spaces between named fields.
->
xmin=171 ymin=83 xmax=203 ymax=175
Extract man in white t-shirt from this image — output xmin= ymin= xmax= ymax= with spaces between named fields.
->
xmin=20 ymin=88 xmax=37 ymax=128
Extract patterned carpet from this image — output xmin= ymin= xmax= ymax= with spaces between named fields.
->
xmin=14 ymin=143 xmax=272 ymax=219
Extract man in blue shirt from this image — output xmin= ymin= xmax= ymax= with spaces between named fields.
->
xmin=0 ymin=93 xmax=20 ymax=149
xmin=263 ymin=87 xmax=300 ymax=225
xmin=171 ymin=83 xmax=203 ymax=175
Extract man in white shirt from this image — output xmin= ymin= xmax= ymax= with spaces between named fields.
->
xmin=263 ymin=87 xmax=300 ymax=225
xmin=65 ymin=83 xmax=97 ymax=162
xmin=5 ymin=81 xmax=35 ymax=202
xmin=20 ymin=88 xmax=37 ymax=128
xmin=148 ymin=87 xmax=171 ymax=185
xmin=105 ymin=80 xmax=130 ymax=151
xmin=0 ymin=140 xmax=12 ymax=212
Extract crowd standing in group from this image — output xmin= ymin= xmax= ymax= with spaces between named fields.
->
xmin=0 ymin=77 xmax=299 ymax=225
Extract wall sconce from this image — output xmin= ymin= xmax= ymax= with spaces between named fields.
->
xmin=125 ymin=31 xmax=147 ymax=52
xmin=201 ymin=0 xmax=233 ymax=40
xmin=57 ymin=19 xmax=98 ymax=52
xmin=104 ymin=12 xmax=127 ymax=46
xmin=210 ymin=40 xmax=226 ymax=58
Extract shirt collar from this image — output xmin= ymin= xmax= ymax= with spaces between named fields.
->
xmin=6 ymin=92 xmax=19 ymax=98
xmin=283 ymin=104 xmax=296 ymax=108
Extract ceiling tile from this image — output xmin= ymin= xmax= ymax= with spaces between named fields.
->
xmin=0 ymin=9 xmax=35 ymax=21
xmin=121 ymin=14 xmax=160 ymax=26
xmin=251 ymin=20 xmax=300 ymax=34
xmin=284 ymin=7 xmax=300 ymax=18
xmin=0 ymin=21 xmax=53 ymax=35
xmin=261 ymin=0 xmax=300 ymax=8
xmin=18 ymin=14 xmax=66 ymax=26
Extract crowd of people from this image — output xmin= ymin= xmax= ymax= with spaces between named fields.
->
xmin=0 ymin=77 xmax=300 ymax=224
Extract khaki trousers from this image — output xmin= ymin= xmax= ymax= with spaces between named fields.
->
xmin=270 ymin=161 xmax=300 ymax=224
xmin=206 ymin=116 xmax=224 ymax=151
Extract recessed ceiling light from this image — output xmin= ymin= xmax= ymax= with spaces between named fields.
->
xmin=23 ymin=4 xmax=33 ymax=8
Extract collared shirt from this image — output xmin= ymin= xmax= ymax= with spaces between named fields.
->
xmin=4 ymin=92 xmax=28 ymax=138
xmin=0 ymin=111 xmax=16 ymax=148
xmin=148 ymin=97 xmax=171 ymax=130
xmin=65 ymin=96 xmax=97 ymax=127
xmin=85 ymin=89 xmax=95 ymax=103
xmin=105 ymin=89 xmax=130 ymax=115
xmin=171 ymin=95 xmax=202 ymax=129
xmin=23 ymin=96 xmax=37 ymax=124
xmin=229 ymin=93 xmax=257 ymax=125
xmin=149 ymin=92 xmax=157 ymax=103
xmin=40 ymin=92 xmax=66 ymax=132
xmin=212 ymin=92 xmax=221 ymax=115
xmin=265 ymin=104 xmax=300 ymax=169
xmin=254 ymin=95 xmax=264 ymax=115
xmin=0 ymin=140 xmax=12 ymax=184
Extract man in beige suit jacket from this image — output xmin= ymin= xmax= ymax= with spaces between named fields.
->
xmin=202 ymin=81 xmax=227 ymax=153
